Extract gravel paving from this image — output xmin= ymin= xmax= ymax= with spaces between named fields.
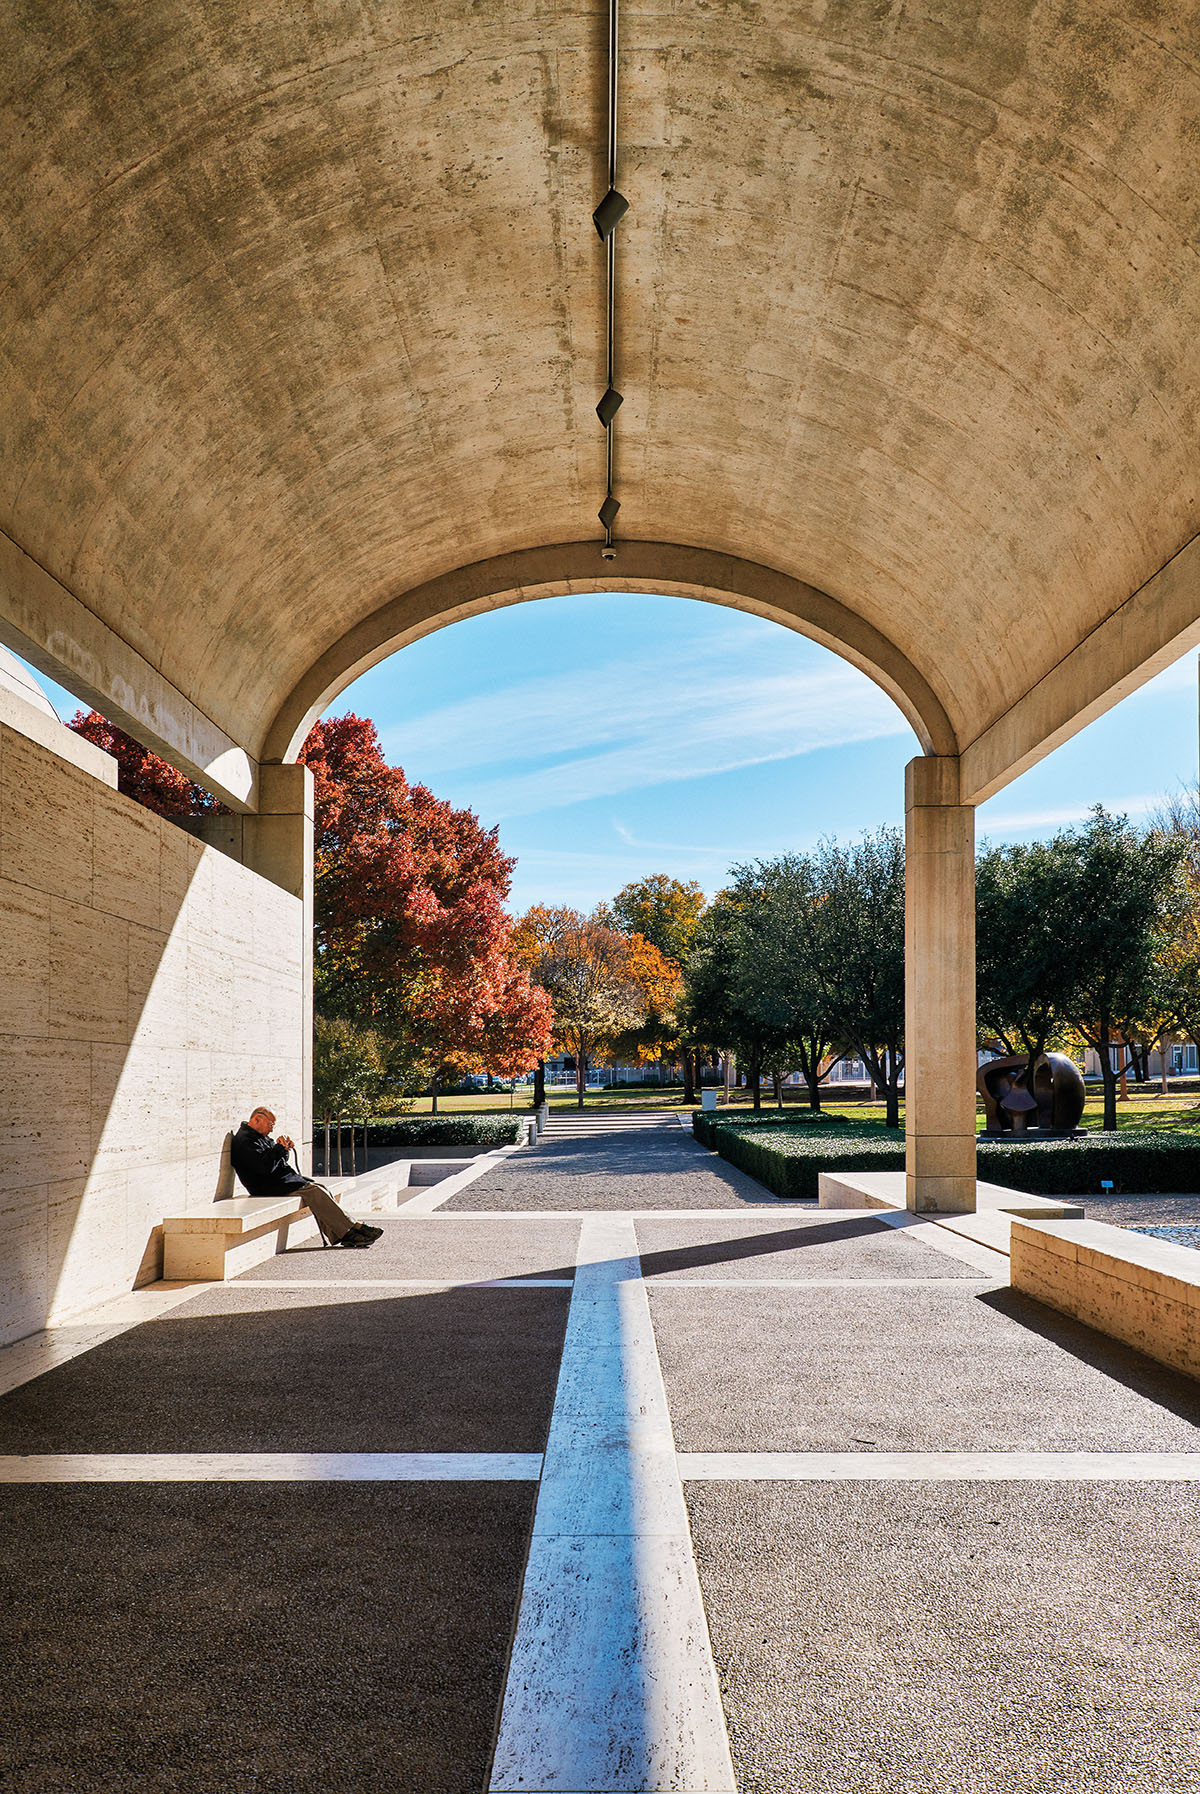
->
xmin=688 ymin=1479 xmax=1200 ymax=1794
xmin=0 ymin=1283 xmax=569 ymax=1453
xmin=238 ymin=1216 xmax=581 ymax=1282
xmin=635 ymin=1212 xmax=985 ymax=1280
xmin=440 ymin=1129 xmax=778 ymax=1209
xmin=652 ymin=1282 xmax=1200 ymax=1451
xmin=1079 ymin=1192 xmax=1200 ymax=1224
xmin=0 ymin=1482 xmax=534 ymax=1794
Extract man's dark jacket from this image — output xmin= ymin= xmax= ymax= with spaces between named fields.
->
xmin=230 ymin=1122 xmax=309 ymax=1196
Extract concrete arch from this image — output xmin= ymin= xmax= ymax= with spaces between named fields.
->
xmin=262 ymin=541 xmax=957 ymax=767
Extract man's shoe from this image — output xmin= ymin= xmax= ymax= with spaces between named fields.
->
xmin=354 ymin=1223 xmax=384 ymax=1241
xmin=337 ymin=1227 xmax=371 ymax=1248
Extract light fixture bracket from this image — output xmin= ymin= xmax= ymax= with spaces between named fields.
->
xmin=596 ymin=386 xmax=624 ymax=426
xmin=592 ymin=187 xmax=629 ymax=241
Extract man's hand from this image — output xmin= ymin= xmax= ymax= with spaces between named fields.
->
xmin=277 ymin=1134 xmax=295 ymax=1152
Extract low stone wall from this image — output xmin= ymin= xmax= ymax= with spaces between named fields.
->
xmin=1011 ymin=1217 xmax=1200 ymax=1382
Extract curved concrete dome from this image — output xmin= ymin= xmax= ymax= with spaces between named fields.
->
xmin=2 ymin=2 xmax=1199 ymax=802
xmin=0 ymin=645 xmax=59 ymax=723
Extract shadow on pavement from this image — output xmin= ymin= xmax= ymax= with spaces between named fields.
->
xmin=976 ymin=1285 xmax=1200 ymax=1428
xmin=637 ymin=1216 xmax=890 ymax=1277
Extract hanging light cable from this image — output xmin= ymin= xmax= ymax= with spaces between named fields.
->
xmin=593 ymin=0 xmax=625 ymax=554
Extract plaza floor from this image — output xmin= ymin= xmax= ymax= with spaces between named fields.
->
xmin=2 ymin=1115 xmax=1198 ymax=1792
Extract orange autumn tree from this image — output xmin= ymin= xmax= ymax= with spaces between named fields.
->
xmin=513 ymin=905 xmax=661 ymax=1107
xmin=510 ymin=904 xmax=576 ymax=1107
xmin=301 ymin=715 xmax=552 ymax=1106
xmin=607 ymin=930 xmax=684 ymax=1080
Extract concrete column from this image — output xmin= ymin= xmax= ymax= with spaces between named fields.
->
xmin=244 ymin=764 xmax=315 ymax=1173
xmin=905 ymin=755 xmax=976 ymax=1214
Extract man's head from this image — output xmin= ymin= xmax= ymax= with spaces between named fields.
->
xmin=248 ymin=1107 xmax=275 ymax=1136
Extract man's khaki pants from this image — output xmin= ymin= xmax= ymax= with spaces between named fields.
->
xmin=299 ymin=1181 xmax=358 ymax=1244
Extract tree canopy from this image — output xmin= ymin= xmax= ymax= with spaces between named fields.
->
xmin=69 ymin=710 xmax=224 ymax=817
xmin=302 ymin=715 xmax=552 ymax=1101
xmin=608 ymin=875 xmax=705 ymax=965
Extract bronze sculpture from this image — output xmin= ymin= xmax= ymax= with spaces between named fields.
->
xmin=977 ymin=1051 xmax=1085 ymax=1137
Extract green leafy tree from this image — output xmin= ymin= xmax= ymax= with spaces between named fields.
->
xmin=806 ymin=829 xmax=906 ymax=1128
xmin=975 ymin=839 xmax=1075 ymax=1079
xmin=1049 ymin=808 xmax=1184 ymax=1131
xmin=1150 ymin=788 xmax=1200 ymax=1073
xmin=312 ymin=1014 xmax=394 ymax=1173
xmin=681 ymin=889 xmax=792 ymax=1112
xmin=609 ymin=875 xmax=705 ymax=964
xmin=727 ymin=855 xmax=840 ymax=1111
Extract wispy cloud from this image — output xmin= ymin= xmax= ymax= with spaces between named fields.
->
xmin=379 ymin=632 xmax=911 ymax=819
xmin=979 ymin=794 xmax=1163 ymax=833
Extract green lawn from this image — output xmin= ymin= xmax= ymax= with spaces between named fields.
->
xmin=720 ymin=1088 xmax=1200 ymax=1133
xmin=398 ymin=1085 xmax=695 ymax=1115
xmin=394 ymin=1082 xmax=1200 ymax=1130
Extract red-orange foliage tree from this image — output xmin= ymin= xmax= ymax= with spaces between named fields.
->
xmin=301 ymin=715 xmax=552 ymax=1101
xmin=68 ymin=711 xmax=224 ymax=817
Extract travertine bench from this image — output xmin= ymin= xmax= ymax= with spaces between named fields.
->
xmin=161 ymin=1162 xmax=415 ymax=1281
xmin=1011 ymin=1217 xmax=1200 ymax=1382
xmin=162 ymin=1195 xmax=322 ymax=1282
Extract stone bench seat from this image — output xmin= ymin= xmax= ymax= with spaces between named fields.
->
xmin=162 ymin=1195 xmax=322 ymax=1282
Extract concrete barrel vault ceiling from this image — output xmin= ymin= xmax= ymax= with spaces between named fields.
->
xmin=2 ymin=1 xmax=1199 ymax=806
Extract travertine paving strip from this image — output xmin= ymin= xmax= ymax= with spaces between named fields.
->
xmin=0 ymin=1452 xmax=543 ymax=1481
xmin=489 ymin=1214 xmax=736 ymax=1793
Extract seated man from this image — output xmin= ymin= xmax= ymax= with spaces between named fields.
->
xmin=230 ymin=1107 xmax=383 ymax=1250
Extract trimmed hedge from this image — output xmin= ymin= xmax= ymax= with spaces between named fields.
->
xmin=358 ymin=1115 xmax=526 ymax=1147
xmin=693 ymin=1113 xmax=1200 ymax=1199
xmin=690 ymin=1108 xmax=880 ymax=1151
xmin=694 ymin=1119 xmax=901 ymax=1199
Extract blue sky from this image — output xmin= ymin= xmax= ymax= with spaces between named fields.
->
xmin=23 ymin=591 xmax=1199 ymax=915
xmin=328 ymin=593 xmax=1199 ymax=913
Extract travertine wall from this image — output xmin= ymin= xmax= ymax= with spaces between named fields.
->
xmin=0 ymin=714 xmax=306 ymax=1345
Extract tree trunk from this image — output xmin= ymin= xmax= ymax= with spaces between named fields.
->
xmin=772 ymin=1068 xmax=783 ymax=1108
xmin=1130 ymin=1041 xmax=1148 ymax=1084
xmin=883 ymin=1049 xmax=902 ymax=1130
xmin=1160 ymin=1035 xmax=1170 ymax=1096
xmin=364 ymin=1121 xmax=369 ymax=1172
xmin=805 ymin=1057 xmax=822 ymax=1112
xmin=751 ymin=1050 xmax=762 ymax=1113
xmin=1098 ymin=1039 xmax=1118 ymax=1132
xmin=533 ymin=1059 xmax=546 ymax=1108
xmin=324 ymin=1118 xmax=330 ymax=1179
xmin=336 ymin=1117 xmax=343 ymax=1176
xmin=576 ymin=1053 xmax=585 ymax=1110
xmin=682 ymin=1051 xmax=695 ymax=1105
xmin=430 ymin=1073 xmax=440 ymax=1115
xmin=863 ymin=1046 xmax=901 ymax=1130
